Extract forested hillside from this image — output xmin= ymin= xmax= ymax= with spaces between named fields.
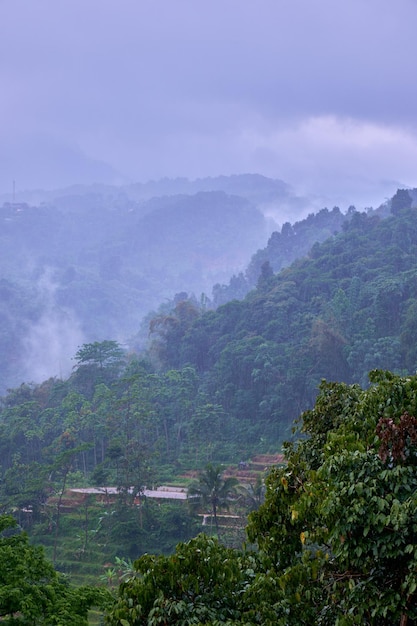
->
xmin=1 ymin=187 xmax=417 ymax=612
xmin=212 ymin=197 xmax=395 ymax=305
xmin=1 ymin=189 xmax=416 ymax=498
xmin=0 ymin=174 xmax=370 ymax=393
xmin=212 ymin=204 xmax=352 ymax=305
xmin=148 ymin=189 xmax=417 ymax=439
xmin=0 ymin=184 xmax=270 ymax=391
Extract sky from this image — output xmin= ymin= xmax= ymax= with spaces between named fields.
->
xmin=1 ymin=0 xmax=417 ymax=208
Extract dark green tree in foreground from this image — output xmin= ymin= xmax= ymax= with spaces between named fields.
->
xmin=105 ymin=533 xmax=255 ymax=626
xmin=0 ymin=515 xmax=111 ymax=625
xmin=247 ymin=370 xmax=417 ymax=625
xmin=107 ymin=371 xmax=417 ymax=625
xmin=187 ymin=464 xmax=238 ymax=535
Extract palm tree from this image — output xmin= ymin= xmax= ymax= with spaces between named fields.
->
xmin=187 ymin=464 xmax=238 ymax=535
xmin=237 ymin=475 xmax=266 ymax=513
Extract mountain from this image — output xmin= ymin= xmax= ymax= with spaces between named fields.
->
xmin=1 ymin=172 xmax=362 ymax=393
xmin=0 ymin=178 xmax=413 ymax=405
xmin=0 ymin=187 xmax=270 ymax=391
xmin=1 ymin=187 xmax=417 ymax=613
xmin=0 ymin=188 xmax=415 ymax=479
xmin=0 ymin=174 xmax=319 ymax=223
xmin=148 ymin=189 xmax=417 ymax=443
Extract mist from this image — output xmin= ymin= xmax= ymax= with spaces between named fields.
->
xmin=21 ymin=271 xmax=85 ymax=385
xmin=1 ymin=1 xmax=417 ymax=208
xmin=1 ymin=0 xmax=416 ymax=389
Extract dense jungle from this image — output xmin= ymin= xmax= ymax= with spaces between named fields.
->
xmin=1 ymin=183 xmax=417 ymax=624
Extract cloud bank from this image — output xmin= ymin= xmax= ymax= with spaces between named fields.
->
xmin=1 ymin=0 xmax=417 ymax=206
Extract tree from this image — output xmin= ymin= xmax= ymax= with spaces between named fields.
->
xmin=187 ymin=464 xmax=238 ymax=535
xmin=148 ymin=299 xmax=200 ymax=368
xmin=48 ymin=443 xmax=93 ymax=563
xmin=1 ymin=458 xmax=48 ymax=527
xmin=105 ymin=533 xmax=253 ymax=626
xmin=391 ymin=188 xmax=412 ymax=215
xmin=257 ymin=260 xmax=274 ymax=290
xmin=188 ymin=401 xmax=225 ymax=462
xmin=103 ymin=369 xmax=157 ymax=507
xmin=152 ymin=366 xmax=199 ymax=460
xmin=247 ymin=371 xmax=417 ymax=625
xmin=237 ymin=474 xmax=266 ymax=513
xmin=0 ymin=514 xmax=110 ymax=624
xmin=74 ymin=341 xmax=125 ymax=371
xmin=71 ymin=341 xmax=126 ymax=396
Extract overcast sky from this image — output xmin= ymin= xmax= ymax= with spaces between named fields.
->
xmin=1 ymin=0 xmax=417 ymax=208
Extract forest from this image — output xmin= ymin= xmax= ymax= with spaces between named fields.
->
xmin=3 ymin=370 xmax=417 ymax=624
xmin=0 ymin=175 xmax=279 ymax=392
xmin=0 ymin=173 xmax=356 ymax=394
xmin=1 ymin=185 xmax=417 ymax=623
xmin=106 ymin=370 xmax=417 ymax=625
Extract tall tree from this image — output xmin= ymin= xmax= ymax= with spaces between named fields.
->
xmin=71 ymin=340 xmax=126 ymax=396
xmin=391 ymin=188 xmax=412 ymax=214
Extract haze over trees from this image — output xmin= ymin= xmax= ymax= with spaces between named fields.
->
xmin=1 ymin=184 xmax=417 ymax=622
xmin=0 ymin=173 xmax=400 ymax=394
xmin=0 ymin=174 xmax=307 ymax=392
xmin=1 ymin=187 xmax=417 ymax=493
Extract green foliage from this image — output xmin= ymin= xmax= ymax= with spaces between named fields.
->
xmin=74 ymin=341 xmax=126 ymax=370
xmin=216 ymin=205 xmax=350 ymax=305
xmin=4 ymin=192 xmax=417 ymax=615
xmin=247 ymin=371 xmax=417 ymax=624
xmin=391 ymin=188 xmax=412 ymax=215
xmin=237 ymin=474 xmax=266 ymax=512
xmin=159 ymin=204 xmax=417 ymax=446
xmin=5 ymin=196 xmax=417 ymax=499
xmin=105 ymin=533 xmax=254 ymax=626
xmin=105 ymin=370 xmax=417 ymax=624
xmin=0 ymin=514 xmax=111 ymax=624
xmin=71 ymin=341 xmax=126 ymax=396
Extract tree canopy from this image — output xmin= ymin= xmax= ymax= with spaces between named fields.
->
xmin=246 ymin=370 xmax=417 ymax=624
xmin=0 ymin=515 xmax=110 ymax=625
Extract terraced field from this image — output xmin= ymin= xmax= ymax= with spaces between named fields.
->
xmin=32 ymin=454 xmax=285 ymax=591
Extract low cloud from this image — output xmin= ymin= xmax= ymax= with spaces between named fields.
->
xmin=22 ymin=271 xmax=85 ymax=384
xmin=236 ymin=116 xmax=417 ymax=208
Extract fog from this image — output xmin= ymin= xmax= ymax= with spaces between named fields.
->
xmin=1 ymin=1 xmax=417 ymax=208
xmin=1 ymin=0 xmax=416 ymax=388
xmin=0 ymin=178 xmax=296 ymax=391
xmin=21 ymin=270 xmax=85 ymax=385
